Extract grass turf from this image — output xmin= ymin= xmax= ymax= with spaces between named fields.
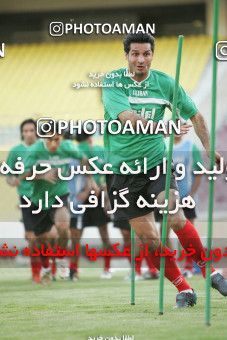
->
xmin=0 ymin=268 xmax=227 ymax=340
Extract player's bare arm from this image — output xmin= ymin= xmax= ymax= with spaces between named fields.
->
xmin=77 ymin=177 xmax=98 ymax=202
xmin=6 ymin=175 xmax=20 ymax=187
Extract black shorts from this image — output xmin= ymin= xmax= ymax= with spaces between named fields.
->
xmin=70 ymin=195 xmax=110 ymax=229
xmin=113 ymin=220 xmax=131 ymax=231
xmin=183 ymin=206 xmax=197 ymax=220
xmin=28 ymin=194 xmax=69 ymax=236
xmin=19 ymin=196 xmax=34 ymax=232
xmin=154 ymin=204 xmax=197 ymax=222
xmin=106 ymin=162 xmax=177 ymax=222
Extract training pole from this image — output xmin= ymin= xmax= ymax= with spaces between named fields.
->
xmin=130 ymin=227 xmax=136 ymax=305
xmin=205 ymin=0 xmax=219 ymax=327
xmin=159 ymin=35 xmax=184 ymax=315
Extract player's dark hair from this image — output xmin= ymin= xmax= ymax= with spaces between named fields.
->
xmin=75 ymin=130 xmax=90 ymax=143
xmin=75 ymin=124 xmax=94 ymax=143
xmin=123 ymin=33 xmax=155 ymax=54
xmin=20 ymin=119 xmax=37 ymax=140
xmin=63 ymin=127 xmax=77 ymax=140
xmin=62 ymin=129 xmax=73 ymax=140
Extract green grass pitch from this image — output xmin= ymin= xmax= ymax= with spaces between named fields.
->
xmin=0 ymin=268 xmax=227 ymax=340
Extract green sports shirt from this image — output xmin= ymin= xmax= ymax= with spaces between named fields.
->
xmin=23 ymin=139 xmax=84 ymax=209
xmin=102 ymin=68 xmax=198 ymax=174
xmin=6 ymin=143 xmax=33 ymax=197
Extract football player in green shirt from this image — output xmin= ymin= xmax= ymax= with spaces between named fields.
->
xmin=102 ymin=33 xmax=226 ymax=307
xmin=22 ymin=123 xmax=88 ymax=282
xmin=6 ymin=119 xmax=41 ymax=283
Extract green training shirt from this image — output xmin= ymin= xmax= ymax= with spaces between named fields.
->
xmin=102 ymin=68 xmax=198 ymax=174
xmin=24 ymin=139 xmax=84 ymax=209
xmin=6 ymin=143 xmax=33 ymax=197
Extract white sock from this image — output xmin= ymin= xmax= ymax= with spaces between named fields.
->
xmin=210 ymin=270 xmax=218 ymax=277
xmin=180 ymin=289 xmax=193 ymax=294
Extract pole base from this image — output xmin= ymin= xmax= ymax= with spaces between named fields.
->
xmin=131 ymin=303 xmax=135 ymax=305
xmin=159 ymin=312 xmax=164 ymax=315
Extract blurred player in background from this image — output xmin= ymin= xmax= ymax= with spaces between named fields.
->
xmin=68 ymin=129 xmax=113 ymax=281
xmin=22 ymin=123 xmax=87 ymax=283
xmin=6 ymin=119 xmax=41 ymax=283
xmin=102 ymin=32 xmax=227 ymax=307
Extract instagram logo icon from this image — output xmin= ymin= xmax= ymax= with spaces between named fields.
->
xmin=49 ymin=22 xmax=64 ymax=36
xmin=37 ymin=118 xmax=56 ymax=137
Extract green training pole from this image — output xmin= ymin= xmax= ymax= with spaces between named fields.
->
xmin=159 ymin=35 xmax=184 ymax=315
xmin=130 ymin=226 xmax=135 ymax=305
xmin=205 ymin=0 xmax=219 ymax=327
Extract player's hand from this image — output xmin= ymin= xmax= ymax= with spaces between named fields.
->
xmin=178 ymin=123 xmax=192 ymax=136
xmin=214 ymin=151 xmax=222 ymax=168
xmin=11 ymin=176 xmax=20 ymax=187
xmin=206 ymin=150 xmax=226 ymax=169
xmin=42 ymin=168 xmax=58 ymax=184
xmin=164 ymin=121 xmax=192 ymax=137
